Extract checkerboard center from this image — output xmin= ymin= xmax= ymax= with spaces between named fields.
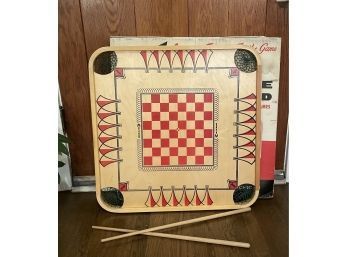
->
xmin=141 ymin=92 xmax=215 ymax=168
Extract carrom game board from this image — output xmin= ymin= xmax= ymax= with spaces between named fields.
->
xmin=89 ymin=45 xmax=261 ymax=213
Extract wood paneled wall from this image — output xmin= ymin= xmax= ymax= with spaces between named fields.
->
xmin=59 ymin=0 xmax=288 ymax=176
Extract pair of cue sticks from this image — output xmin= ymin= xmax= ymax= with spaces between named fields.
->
xmin=93 ymin=207 xmax=251 ymax=248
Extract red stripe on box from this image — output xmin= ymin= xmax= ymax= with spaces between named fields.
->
xmin=260 ymin=141 xmax=276 ymax=180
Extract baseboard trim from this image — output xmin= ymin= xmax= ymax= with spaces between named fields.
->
xmin=73 ymin=176 xmax=95 ymax=187
xmin=72 ymin=185 xmax=96 ymax=192
xmin=274 ymin=169 xmax=287 ymax=184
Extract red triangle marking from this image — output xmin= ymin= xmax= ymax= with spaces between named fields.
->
xmin=172 ymin=191 xmax=179 ymax=206
xmin=100 ymin=160 xmax=115 ymax=167
xmin=200 ymin=49 xmax=207 ymax=62
xmin=242 ymin=93 xmax=256 ymax=100
xmin=177 ymin=50 xmax=184 ymax=66
xmin=241 ymin=106 xmax=256 ymax=112
xmin=188 ymin=50 xmax=195 ymax=63
xmin=99 ymin=148 xmax=115 ymax=155
xmin=184 ymin=191 xmax=190 ymax=206
xmin=164 ymin=50 xmax=171 ymax=65
xmin=161 ymin=191 xmax=168 ymax=207
xmin=99 ymin=136 xmax=114 ymax=143
xmin=241 ymin=141 xmax=255 ymax=147
xmin=140 ymin=50 xmax=148 ymax=68
xmin=242 ymin=117 xmax=256 ymax=124
xmin=242 ymin=153 xmax=255 ymax=159
xmin=241 ymin=129 xmax=256 ymax=136
xmin=98 ymin=124 xmax=114 ymax=131
xmin=97 ymin=112 xmax=114 ymax=120
xmin=97 ymin=100 xmax=113 ymax=107
xmin=150 ymin=191 xmax=156 ymax=207
xmin=206 ymin=192 xmax=213 ymax=205
xmin=195 ymin=192 xmax=202 ymax=206
xmin=152 ymin=50 xmax=159 ymax=66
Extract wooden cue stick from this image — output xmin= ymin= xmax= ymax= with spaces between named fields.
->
xmin=101 ymin=207 xmax=251 ymax=243
xmin=93 ymin=225 xmax=250 ymax=248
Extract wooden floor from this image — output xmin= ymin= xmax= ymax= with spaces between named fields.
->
xmin=59 ymin=184 xmax=288 ymax=257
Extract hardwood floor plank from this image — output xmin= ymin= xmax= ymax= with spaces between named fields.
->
xmin=59 ymin=185 xmax=288 ymax=257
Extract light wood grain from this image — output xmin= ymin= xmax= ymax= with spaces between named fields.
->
xmin=101 ymin=208 xmax=251 ymax=242
xmin=93 ymin=225 xmax=250 ymax=248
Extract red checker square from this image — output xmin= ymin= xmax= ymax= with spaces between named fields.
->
xmin=143 ymin=139 xmax=152 ymax=148
xmin=204 ymin=111 xmax=213 ymax=120
xmin=152 ymin=112 xmax=161 ymax=121
xmin=186 ymin=93 xmax=195 ymax=102
xmin=178 ymin=103 xmax=186 ymax=111
xmin=169 ymin=130 xmax=178 ymax=138
xmin=151 ymin=94 xmax=160 ymax=103
xmin=169 ymin=94 xmax=178 ymax=102
xmin=187 ymin=130 xmax=195 ymax=138
xmin=204 ymin=93 xmax=213 ymax=102
xmin=187 ymin=112 xmax=195 ymax=120
xmin=144 ymin=157 xmax=152 ymax=165
xmin=152 ymin=148 xmax=161 ymax=156
xmin=161 ymin=139 xmax=169 ymax=147
xmin=195 ymin=103 xmax=204 ymax=111
xmin=204 ymin=129 xmax=213 ymax=138
xmin=178 ymin=156 xmax=187 ymax=165
xmin=161 ymin=121 xmax=169 ymax=129
xmin=169 ymin=112 xmax=178 ymax=120
xmin=187 ymin=147 xmax=195 ymax=156
xmin=178 ymin=138 xmax=187 ymax=147
xmin=170 ymin=147 xmax=178 ymax=156
xmin=152 ymin=130 xmax=161 ymax=138
xmin=178 ymin=120 xmax=186 ymax=129
xmin=195 ymin=156 xmax=204 ymax=165
xmin=195 ymin=138 xmax=204 ymax=147
xmin=143 ymin=121 xmax=152 ymax=130
xmin=204 ymin=147 xmax=213 ymax=156
xmin=142 ymin=103 xmax=151 ymax=112
xmin=195 ymin=120 xmax=204 ymax=129
xmin=160 ymin=103 xmax=169 ymax=112
xmin=161 ymin=156 xmax=170 ymax=165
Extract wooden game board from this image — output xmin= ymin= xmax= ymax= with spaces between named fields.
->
xmin=89 ymin=45 xmax=261 ymax=213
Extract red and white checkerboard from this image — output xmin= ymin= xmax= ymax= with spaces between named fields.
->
xmin=140 ymin=92 xmax=216 ymax=168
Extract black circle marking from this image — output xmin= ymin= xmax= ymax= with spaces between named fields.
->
xmin=234 ymin=49 xmax=257 ymax=73
xmin=101 ymin=187 xmax=124 ymax=207
xmin=93 ymin=51 xmax=117 ymax=75
xmin=233 ymin=183 xmax=255 ymax=204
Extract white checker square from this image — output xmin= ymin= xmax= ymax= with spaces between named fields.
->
xmin=178 ymin=147 xmax=187 ymax=156
xmin=160 ymin=94 xmax=169 ymax=102
xmin=161 ymin=147 xmax=169 ymax=156
xmin=142 ymin=130 xmax=152 ymax=139
xmin=195 ymin=94 xmax=204 ymax=102
xmin=169 ymin=103 xmax=178 ymax=111
xmin=169 ymin=121 xmax=178 ymax=129
xmin=169 ymin=138 xmax=178 ymax=147
xmin=161 ymin=130 xmax=169 ymax=138
xmin=152 ymin=121 xmax=160 ymax=130
xmin=178 ymin=112 xmax=186 ymax=120
xmin=151 ymin=103 xmax=160 ymax=112
xmin=160 ymin=112 xmax=169 ymax=120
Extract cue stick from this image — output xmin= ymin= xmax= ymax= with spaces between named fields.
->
xmin=93 ymin=225 xmax=250 ymax=248
xmin=101 ymin=207 xmax=251 ymax=243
